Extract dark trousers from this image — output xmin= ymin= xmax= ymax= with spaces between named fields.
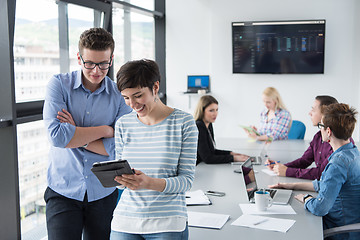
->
xmin=44 ymin=187 xmax=118 ymax=240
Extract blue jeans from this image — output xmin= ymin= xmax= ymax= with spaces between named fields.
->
xmin=110 ymin=225 xmax=188 ymax=240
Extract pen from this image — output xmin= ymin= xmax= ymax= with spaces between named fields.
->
xmin=264 ymin=161 xmax=280 ymax=166
xmin=253 ymin=218 xmax=269 ymax=225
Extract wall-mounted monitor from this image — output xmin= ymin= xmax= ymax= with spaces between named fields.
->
xmin=232 ymin=20 xmax=325 ymax=74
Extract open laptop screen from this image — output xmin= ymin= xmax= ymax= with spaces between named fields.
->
xmin=187 ymin=75 xmax=210 ymax=92
xmin=241 ymin=158 xmax=258 ymax=201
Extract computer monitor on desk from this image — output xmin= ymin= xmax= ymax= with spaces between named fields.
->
xmin=185 ymin=75 xmax=210 ymax=93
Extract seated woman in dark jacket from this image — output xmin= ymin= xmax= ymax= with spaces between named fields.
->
xmin=194 ymin=95 xmax=248 ymax=164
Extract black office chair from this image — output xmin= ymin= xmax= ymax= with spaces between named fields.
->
xmin=323 ymin=223 xmax=360 ymax=238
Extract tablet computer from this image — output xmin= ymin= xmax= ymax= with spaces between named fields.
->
xmin=91 ymin=159 xmax=134 ymax=188
xmin=239 ymin=125 xmax=260 ymax=136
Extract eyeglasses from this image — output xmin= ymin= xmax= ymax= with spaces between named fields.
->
xmin=79 ymin=54 xmax=112 ymax=70
xmin=317 ymin=122 xmax=326 ymax=129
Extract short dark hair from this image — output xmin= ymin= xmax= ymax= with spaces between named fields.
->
xmin=315 ymin=95 xmax=338 ymax=114
xmin=116 ymin=59 xmax=160 ymax=92
xmin=322 ymin=103 xmax=357 ymax=140
xmin=78 ymin=28 xmax=114 ymax=55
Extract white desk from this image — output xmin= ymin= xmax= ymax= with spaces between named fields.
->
xmin=216 ymin=137 xmax=310 ymax=153
xmin=216 ymin=137 xmax=310 ymax=162
xmin=188 ymin=139 xmax=323 ymax=240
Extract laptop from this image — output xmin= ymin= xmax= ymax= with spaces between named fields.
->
xmin=185 ymin=75 xmax=210 ymax=93
xmin=248 ymin=142 xmax=269 ymax=165
xmin=241 ymin=158 xmax=292 ymax=205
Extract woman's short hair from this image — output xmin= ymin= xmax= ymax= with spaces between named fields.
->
xmin=315 ymin=95 xmax=338 ymax=114
xmin=322 ymin=103 xmax=357 ymax=140
xmin=78 ymin=28 xmax=114 ymax=55
xmin=263 ymin=87 xmax=287 ymax=110
xmin=116 ymin=59 xmax=160 ymax=92
xmin=194 ymin=95 xmax=218 ymax=121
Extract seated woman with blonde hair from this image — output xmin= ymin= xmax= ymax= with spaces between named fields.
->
xmin=194 ymin=95 xmax=248 ymax=164
xmin=245 ymin=87 xmax=291 ymax=141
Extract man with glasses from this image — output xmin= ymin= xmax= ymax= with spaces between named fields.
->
xmin=43 ymin=28 xmax=132 ymax=240
xmin=265 ymin=95 xmax=347 ymax=180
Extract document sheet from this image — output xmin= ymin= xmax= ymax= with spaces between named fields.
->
xmin=231 ymin=215 xmax=296 ymax=233
xmin=261 ymin=169 xmax=278 ymax=176
xmin=239 ymin=204 xmax=296 ymax=215
xmin=185 ymin=190 xmax=211 ymax=205
xmin=188 ymin=211 xmax=230 ymax=229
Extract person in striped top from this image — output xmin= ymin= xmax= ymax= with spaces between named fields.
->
xmin=110 ymin=59 xmax=198 ymax=240
xmin=245 ymin=87 xmax=291 ymax=141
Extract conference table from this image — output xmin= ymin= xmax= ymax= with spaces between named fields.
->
xmin=188 ymin=138 xmax=323 ymax=240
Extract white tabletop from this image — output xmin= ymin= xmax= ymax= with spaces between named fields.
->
xmin=188 ymin=139 xmax=323 ymax=240
xmin=216 ymin=137 xmax=310 ymax=153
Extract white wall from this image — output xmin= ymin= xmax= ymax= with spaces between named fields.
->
xmin=166 ymin=0 xmax=360 ymax=141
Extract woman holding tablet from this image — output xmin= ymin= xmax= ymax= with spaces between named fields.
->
xmin=110 ymin=59 xmax=198 ymax=240
xmin=245 ymin=87 xmax=291 ymax=141
xmin=270 ymin=103 xmax=360 ymax=240
xmin=194 ymin=95 xmax=248 ymax=164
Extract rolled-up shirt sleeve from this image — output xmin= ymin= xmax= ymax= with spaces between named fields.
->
xmin=305 ymin=163 xmax=346 ymax=216
xmin=312 ymin=179 xmax=320 ymax=192
xmin=43 ymin=76 xmax=76 ymax=148
xmin=102 ymin=137 xmax=115 ymax=158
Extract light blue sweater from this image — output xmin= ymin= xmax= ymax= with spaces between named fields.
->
xmin=112 ymin=109 xmax=198 ymax=233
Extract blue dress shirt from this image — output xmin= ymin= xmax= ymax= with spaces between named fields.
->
xmin=43 ymin=70 xmax=132 ymax=202
xmin=305 ymin=142 xmax=360 ymax=240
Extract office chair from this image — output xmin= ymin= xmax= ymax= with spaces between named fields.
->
xmin=323 ymin=223 xmax=360 ymax=238
xmin=288 ymin=120 xmax=306 ymax=139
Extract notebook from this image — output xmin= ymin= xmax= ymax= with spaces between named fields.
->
xmin=241 ymin=158 xmax=292 ymax=205
xmin=185 ymin=75 xmax=210 ymax=93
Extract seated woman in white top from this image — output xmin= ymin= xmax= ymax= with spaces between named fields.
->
xmin=245 ymin=87 xmax=291 ymax=141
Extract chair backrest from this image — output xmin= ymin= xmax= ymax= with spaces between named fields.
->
xmin=288 ymin=120 xmax=306 ymax=139
xmin=324 ymin=223 xmax=360 ymax=238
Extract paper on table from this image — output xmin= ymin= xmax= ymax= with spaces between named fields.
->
xmin=186 ymin=190 xmax=211 ymax=205
xmin=188 ymin=211 xmax=230 ymax=229
xmin=239 ymin=204 xmax=296 ymax=215
xmin=231 ymin=215 xmax=296 ymax=233
xmin=262 ymin=169 xmax=278 ymax=176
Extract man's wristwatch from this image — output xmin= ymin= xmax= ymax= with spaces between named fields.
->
xmin=303 ymin=194 xmax=313 ymax=202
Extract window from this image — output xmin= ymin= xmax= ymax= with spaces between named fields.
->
xmin=17 ymin=121 xmax=50 ymax=240
xmin=14 ymin=0 xmax=59 ymax=103
xmin=131 ymin=12 xmax=155 ymax=61
xmin=112 ymin=7 xmax=125 ymax=72
xmin=2 ymin=0 xmax=164 ymax=238
xmin=129 ymin=0 xmax=154 ymax=10
xmin=112 ymin=3 xmax=155 ymax=77
xmin=68 ymin=4 xmax=95 ymax=72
